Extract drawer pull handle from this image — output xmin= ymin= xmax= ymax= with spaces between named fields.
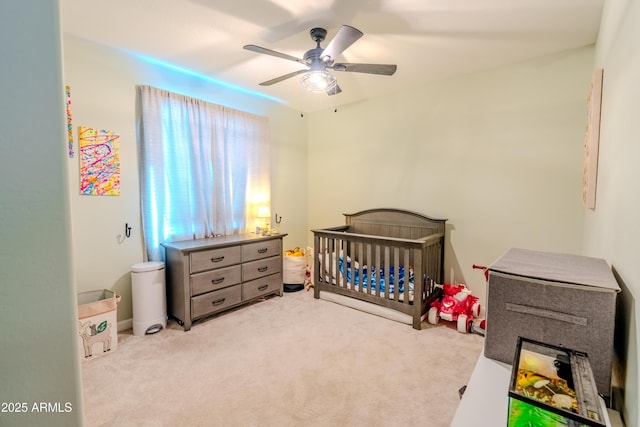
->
xmin=258 ymin=285 xmax=269 ymax=291
xmin=258 ymin=266 xmax=268 ymax=273
xmin=211 ymin=256 xmax=225 ymax=263
xmin=257 ymin=248 xmax=268 ymax=254
xmin=212 ymin=298 xmax=226 ymax=306
xmin=211 ymin=278 xmax=225 ymax=284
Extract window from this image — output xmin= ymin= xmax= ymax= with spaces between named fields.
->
xmin=137 ymin=85 xmax=270 ymax=261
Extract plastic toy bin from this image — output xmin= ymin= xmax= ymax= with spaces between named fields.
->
xmin=77 ymin=289 xmax=120 ymax=360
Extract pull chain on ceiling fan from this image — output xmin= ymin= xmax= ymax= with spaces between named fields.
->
xmin=243 ymin=25 xmax=397 ymax=96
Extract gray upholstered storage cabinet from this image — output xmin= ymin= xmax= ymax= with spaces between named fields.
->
xmin=162 ymin=234 xmax=286 ymax=331
xmin=484 ymin=248 xmax=620 ymax=397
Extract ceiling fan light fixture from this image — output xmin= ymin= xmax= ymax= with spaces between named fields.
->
xmin=301 ymin=70 xmax=336 ymax=93
xmin=245 ymin=25 xmax=395 ymax=96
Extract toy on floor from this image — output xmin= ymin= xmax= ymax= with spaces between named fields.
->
xmin=304 ymin=246 xmax=314 ymax=291
xmin=472 ymin=318 xmax=486 ymax=336
xmin=427 ymin=283 xmax=481 ymax=333
xmin=470 ymin=264 xmax=491 ymax=335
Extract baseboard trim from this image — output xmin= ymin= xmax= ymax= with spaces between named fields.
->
xmin=319 ymin=291 xmax=412 ymax=325
xmin=117 ymin=318 xmax=132 ymax=332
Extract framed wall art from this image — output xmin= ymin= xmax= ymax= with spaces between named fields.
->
xmin=65 ymin=85 xmax=74 ymax=158
xmin=582 ymin=68 xmax=603 ymax=209
xmin=78 ymin=126 xmax=121 ymax=196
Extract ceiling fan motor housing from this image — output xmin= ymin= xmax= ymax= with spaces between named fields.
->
xmin=304 ymin=47 xmax=328 ymax=68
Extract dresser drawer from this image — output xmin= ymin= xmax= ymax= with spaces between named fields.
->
xmin=242 ymin=273 xmax=282 ymax=301
xmin=242 ymin=239 xmax=282 ymax=262
xmin=242 ymin=256 xmax=282 ymax=282
xmin=190 ymin=246 xmax=241 ymax=273
xmin=190 ymin=265 xmax=241 ymax=296
xmin=191 ymin=285 xmax=241 ymax=319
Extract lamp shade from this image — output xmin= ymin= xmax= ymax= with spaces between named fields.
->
xmin=257 ymin=206 xmax=271 ymax=218
xmin=301 ymin=70 xmax=336 ymax=93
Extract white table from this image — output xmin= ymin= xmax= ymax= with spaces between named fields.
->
xmin=451 ymin=352 xmax=612 ymax=426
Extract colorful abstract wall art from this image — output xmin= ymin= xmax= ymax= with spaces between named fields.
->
xmin=66 ymin=85 xmax=74 ymax=158
xmin=78 ymin=126 xmax=121 ymax=196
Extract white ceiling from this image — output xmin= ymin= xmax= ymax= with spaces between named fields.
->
xmin=61 ymin=0 xmax=603 ymax=113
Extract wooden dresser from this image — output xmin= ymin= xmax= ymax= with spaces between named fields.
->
xmin=162 ymin=233 xmax=286 ymax=331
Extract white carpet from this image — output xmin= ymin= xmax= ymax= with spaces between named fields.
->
xmin=81 ymin=289 xmax=484 ymax=426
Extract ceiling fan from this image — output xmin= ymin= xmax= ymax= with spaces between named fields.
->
xmin=243 ymin=25 xmax=397 ymax=96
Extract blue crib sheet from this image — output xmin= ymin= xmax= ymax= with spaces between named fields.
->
xmin=339 ymin=256 xmax=414 ymax=294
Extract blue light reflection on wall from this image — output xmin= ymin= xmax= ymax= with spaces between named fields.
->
xmin=132 ymin=53 xmax=283 ymax=104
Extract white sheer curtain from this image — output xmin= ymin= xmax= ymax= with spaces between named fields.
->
xmin=137 ymin=85 xmax=270 ymax=261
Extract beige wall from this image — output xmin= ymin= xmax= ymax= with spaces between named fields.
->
xmin=586 ymin=0 xmax=640 ymax=424
xmin=308 ymin=47 xmax=593 ymax=306
xmin=63 ymin=35 xmax=309 ymax=322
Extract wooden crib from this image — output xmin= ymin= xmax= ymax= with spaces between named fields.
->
xmin=312 ymin=208 xmax=446 ymax=329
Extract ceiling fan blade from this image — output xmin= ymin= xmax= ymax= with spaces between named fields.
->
xmin=320 ymin=25 xmax=363 ymax=62
xmin=327 ymin=84 xmax=342 ymax=96
xmin=332 ymin=63 xmax=397 ymax=76
xmin=243 ymin=44 xmax=306 ymax=65
xmin=259 ymin=69 xmax=308 ymax=86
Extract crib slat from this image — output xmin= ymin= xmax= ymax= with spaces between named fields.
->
xmin=402 ymin=247 xmax=409 ymax=304
xmin=351 ymin=242 xmax=356 ymax=291
xmin=338 ymin=238 xmax=342 ymax=288
xmin=381 ymin=246 xmax=388 ymax=300
xmin=365 ymin=243 xmax=372 ymax=296
xmin=374 ymin=245 xmax=381 ymax=298
xmin=393 ymin=247 xmax=400 ymax=302
xmin=357 ymin=241 xmax=363 ymax=294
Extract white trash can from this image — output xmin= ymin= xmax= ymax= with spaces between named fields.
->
xmin=131 ymin=261 xmax=167 ymax=336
